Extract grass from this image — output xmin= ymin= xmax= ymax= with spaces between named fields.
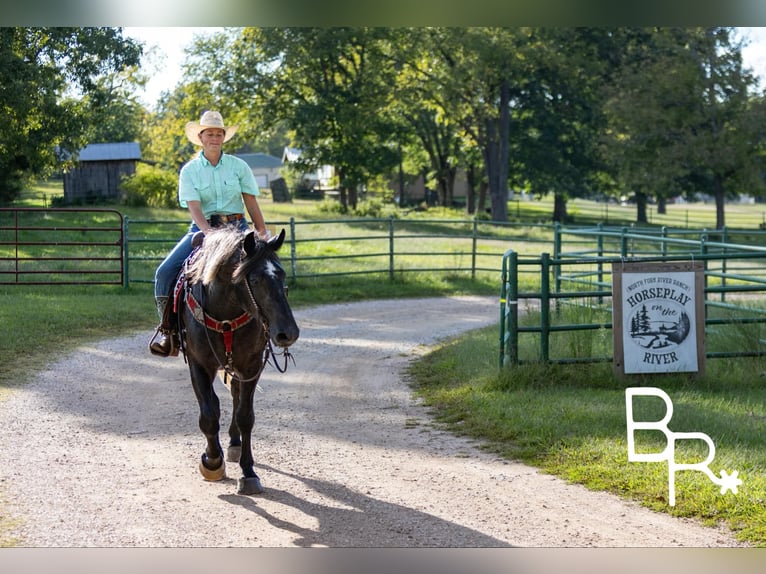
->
xmin=407 ymin=324 xmax=766 ymax=546
xmin=5 ymin=182 xmax=766 ymax=546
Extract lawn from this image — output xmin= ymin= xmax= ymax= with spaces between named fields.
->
xmin=4 ymin=182 xmax=766 ymax=546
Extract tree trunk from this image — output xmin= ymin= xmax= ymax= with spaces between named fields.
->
xmin=714 ymin=174 xmax=726 ymax=229
xmin=657 ymin=196 xmax=667 ymax=215
xmin=437 ymin=176 xmax=448 ymax=207
xmin=635 ymin=191 xmax=648 ymax=224
xmin=478 ymin=181 xmax=488 ymax=214
xmin=553 ymin=193 xmax=568 ymax=223
xmin=484 ymin=80 xmax=511 ymax=222
xmin=465 ymin=165 xmax=477 ymax=215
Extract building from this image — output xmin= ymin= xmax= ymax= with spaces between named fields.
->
xmin=63 ymin=142 xmax=141 ymax=203
xmin=236 ymin=152 xmax=283 ymax=189
xmin=281 ymin=147 xmax=334 ymax=189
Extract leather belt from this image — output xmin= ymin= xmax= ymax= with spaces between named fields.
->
xmin=208 ymin=213 xmax=245 ymax=227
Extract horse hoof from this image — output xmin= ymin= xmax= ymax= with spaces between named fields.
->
xmin=237 ymin=476 xmax=264 ymax=495
xmin=199 ymin=458 xmax=226 ymax=481
xmin=226 ymin=445 xmax=241 ymax=462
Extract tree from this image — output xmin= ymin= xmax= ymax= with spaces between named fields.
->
xmin=511 ymin=28 xmax=615 ymax=223
xmin=225 ymin=27 xmax=401 ymax=211
xmin=424 ymin=28 xmax=525 ymax=222
xmin=0 ymin=27 xmax=141 ymax=203
xmin=385 ymin=28 xmax=468 ymax=209
xmin=603 ymin=27 xmax=764 ymax=228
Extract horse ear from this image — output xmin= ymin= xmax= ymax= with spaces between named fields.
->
xmin=243 ymin=230 xmax=256 ymax=255
xmin=268 ymin=228 xmax=286 ymax=250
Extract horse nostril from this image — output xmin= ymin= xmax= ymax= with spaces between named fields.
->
xmin=275 ymin=332 xmax=297 ymax=347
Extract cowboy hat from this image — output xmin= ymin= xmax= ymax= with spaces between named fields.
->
xmin=184 ymin=110 xmax=239 ymax=146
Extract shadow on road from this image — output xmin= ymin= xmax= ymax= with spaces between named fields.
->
xmin=219 ymin=464 xmax=512 ymax=548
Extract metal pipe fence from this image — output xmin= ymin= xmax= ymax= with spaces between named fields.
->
xmin=0 ymin=208 xmax=125 ymax=286
xmin=500 ymin=227 xmax=766 ymax=368
xmin=123 ymin=215 xmax=551 ymax=285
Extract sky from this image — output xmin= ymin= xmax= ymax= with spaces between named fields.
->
xmin=124 ymin=27 xmax=766 ymax=108
xmin=123 ymin=27 xmax=225 ymax=106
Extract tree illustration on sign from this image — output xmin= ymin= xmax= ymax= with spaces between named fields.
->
xmin=629 ymin=303 xmax=690 ymax=350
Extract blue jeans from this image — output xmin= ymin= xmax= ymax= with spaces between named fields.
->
xmin=153 ymin=219 xmax=250 ymax=299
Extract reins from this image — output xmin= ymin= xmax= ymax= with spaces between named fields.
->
xmin=179 ymin=237 xmax=295 ymax=384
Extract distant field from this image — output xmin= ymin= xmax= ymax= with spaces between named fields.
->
xmin=13 ymin=179 xmax=766 ymax=231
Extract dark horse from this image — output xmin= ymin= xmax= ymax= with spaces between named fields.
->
xmin=178 ymin=227 xmax=299 ymax=495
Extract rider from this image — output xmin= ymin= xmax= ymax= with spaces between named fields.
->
xmin=149 ymin=110 xmax=269 ymax=357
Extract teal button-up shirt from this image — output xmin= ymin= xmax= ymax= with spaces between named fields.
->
xmin=178 ymin=152 xmax=260 ymax=218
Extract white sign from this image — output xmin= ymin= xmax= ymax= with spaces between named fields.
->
xmin=620 ymin=270 xmax=698 ymax=373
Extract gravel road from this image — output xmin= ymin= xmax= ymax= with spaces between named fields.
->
xmin=0 ymin=296 xmax=744 ymax=547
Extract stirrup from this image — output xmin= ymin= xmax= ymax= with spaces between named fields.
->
xmin=149 ymin=327 xmax=179 ymax=357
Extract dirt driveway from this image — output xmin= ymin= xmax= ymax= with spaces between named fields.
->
xmin=0 ymin=296 xmax=743 ymax=547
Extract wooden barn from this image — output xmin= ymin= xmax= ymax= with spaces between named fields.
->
xmin=63 ymin=142 xmax=141 ymax=203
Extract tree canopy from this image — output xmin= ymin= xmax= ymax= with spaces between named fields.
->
xmin=4 ymin=26 xmax=765 ymax=229
xmin=0 ymin=27 xmax=142 ymax=203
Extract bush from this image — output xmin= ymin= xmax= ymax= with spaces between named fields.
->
xmin=120 ymin=165 xmax=178 ymax=208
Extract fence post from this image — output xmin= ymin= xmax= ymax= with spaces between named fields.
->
xmin=597 ymin=223 xmax=604 ymax=304
xmin=553 ymin=223 xmax=562 ymax=296
xmin=389 ymin=215 xmax=395 ymax=281
xmin=721 ymin=226 xmax=728 ymax=302
xmin=700 ymin=233 xmax=711 ymax=313
xmin=289 ymin=217 xmax=297 ymax=283
xmin=499 ymin=252 xmax=508 ymax=368
xmin=499 ymin=249 xmax=519 ymax=368
xmin=541 ymin=252 xmax=550 ymax=362
xmin=122 ymin=215 xmax=130 ymax=289
xmin=621 ymin=227 xmax=629 ymax=257
xmin=471 ymin=217 xmax=477 ymax=279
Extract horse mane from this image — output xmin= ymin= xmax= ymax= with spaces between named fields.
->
xmin=185 ymin=228 xmax=245 ymax=286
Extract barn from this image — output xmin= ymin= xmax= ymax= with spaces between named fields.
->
xmin=63 ymin=142 xmax=141 ymax=204
xmin=235 ymin=152 xmax=283 ymax=189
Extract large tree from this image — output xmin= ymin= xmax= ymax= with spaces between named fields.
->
xmin=603 ymin=27 xmax=764 ymax=228
xmin=225 ymin=27 xmax=401 ymax=211
xmin=0 ymin=27 xmax=141 ymax=203
xmin=511 ymin=27 xmax=615 ymax=223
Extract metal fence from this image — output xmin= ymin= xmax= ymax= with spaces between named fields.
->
xmin=123 ymin=215 xmax=551 ymax=285
xmin=500 ymin=226 xmax=766 ymax=368
xmin=0 ymin=208 xmax=125 ymax=286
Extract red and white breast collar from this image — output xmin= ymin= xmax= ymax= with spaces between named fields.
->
xmin=185 ymin=289 xmax=254 ymax=353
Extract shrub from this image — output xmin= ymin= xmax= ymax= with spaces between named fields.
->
xmin=120 ymin=165 xmax=178 ymax=208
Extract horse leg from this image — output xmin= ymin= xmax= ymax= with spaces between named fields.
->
xmin=226 ymin=376 xmax=242 ymax=463
xmin=235 ymin=379 xmax=263 ymax=495
xmin=190 ymin=363 xmax=226 ymax=481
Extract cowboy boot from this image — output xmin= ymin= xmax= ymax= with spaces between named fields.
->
xmin=148 ymin=296 xmax=178 ymax=357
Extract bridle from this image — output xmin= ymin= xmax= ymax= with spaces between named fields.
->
xmin=181 ymin=242 xmax=295 ymax=383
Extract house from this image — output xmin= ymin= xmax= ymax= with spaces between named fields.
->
xmin=63 ymin=142 xmax=141 ymax=203
xmin=235 ymin=152 xmax=283 ymax=189
xmin=281 ymin=147 xmax=334 ymax=189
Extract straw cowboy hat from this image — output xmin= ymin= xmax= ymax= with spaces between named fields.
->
xmin=184 ymin=110 xmax=239 ymax=146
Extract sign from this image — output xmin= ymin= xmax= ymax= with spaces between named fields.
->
xmin=612 ymin=261 xmax=705 ymax=376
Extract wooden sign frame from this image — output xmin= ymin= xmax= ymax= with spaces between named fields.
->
xmin=612 ymin=260 xmax=705 ymax=377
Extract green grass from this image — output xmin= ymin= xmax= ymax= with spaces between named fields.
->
xmin=5 ymin=182 xmax=766 ymax=546
xmin=407 ymin=325 xmax=766 ymax=546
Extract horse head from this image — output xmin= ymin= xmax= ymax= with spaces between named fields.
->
xmin=233 ymin=228 xmax=299 ymax=348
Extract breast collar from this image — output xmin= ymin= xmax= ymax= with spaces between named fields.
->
xmin=185 ymin=287 xmax=254 ymax=353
